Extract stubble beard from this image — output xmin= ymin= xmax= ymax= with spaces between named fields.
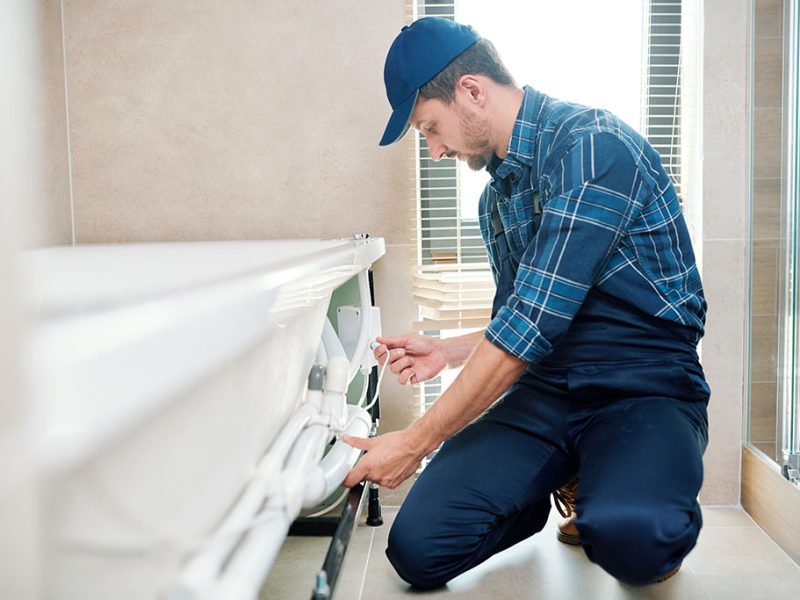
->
xmin=458 ymin=106 xmax=495 ymax=171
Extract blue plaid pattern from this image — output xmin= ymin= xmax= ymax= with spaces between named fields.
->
xmin=481 ymin=86 xmax=706 ymax=364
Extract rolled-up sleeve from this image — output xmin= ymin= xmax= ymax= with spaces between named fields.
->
xmin=485 ymin=132 xmax=648 ymax=363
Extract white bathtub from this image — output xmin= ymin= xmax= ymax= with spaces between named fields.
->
xmin=20 ymin=237 xmax=384 ymax=600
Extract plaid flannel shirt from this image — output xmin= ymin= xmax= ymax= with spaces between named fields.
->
xmin=480 ymin=86 xmax=706 ymax=364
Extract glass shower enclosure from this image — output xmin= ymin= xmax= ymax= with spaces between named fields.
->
xmin=748 ymin=0 xmax=800 ymax=485
xmin=779 ymin=0 xmax=800 ymax=482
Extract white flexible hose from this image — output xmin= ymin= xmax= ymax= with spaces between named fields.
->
xmin=360 ymin=345 xmax=393 ymax=410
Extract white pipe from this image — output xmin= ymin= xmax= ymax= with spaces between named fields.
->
xmin=169 ymin=354 xmax=369 ymax=599
xmin=321 ymin=317 xmax=346 ymax=360
xmin=302 ymin=405 xmax=370 ymax=508
xmin=209 ymin=406 xmax=371 ymax=599
xmin=305 ymin=387 xmax=323 ymax=413
xmin=206 ymin=472 xmax=306 ymax=600
xmin=284 ymin=422 xmax=328 ymax=476
xmin=315 ymin=338 xmax=327 ymax=366
xmin=167 ymin=406 xmax=313 ymax=600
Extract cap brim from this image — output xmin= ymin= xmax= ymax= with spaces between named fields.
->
xmin=379 ymin=90 xmax=419 ymax=146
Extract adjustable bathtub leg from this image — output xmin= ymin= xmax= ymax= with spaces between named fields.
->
xmin=366 ymin=482 xmax=383 ymax=526
xmin=312 ymin=571 xmax=331 ymax=600
xmin=365 ymin=419 xmax=384 ymax=527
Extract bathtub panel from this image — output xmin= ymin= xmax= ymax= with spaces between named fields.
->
xmin=48 ymin=297 xmax=330 ymax=599
xmin=20 ymin=237 xmax=385 ymax=600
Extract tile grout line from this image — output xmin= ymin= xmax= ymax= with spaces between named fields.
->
xmin=698 ymin=508 xmax=800 ymax=569
xmin=59 ymin=0 xmax=77 ymax=246
xmin=357 ymin=527 xmax=376 ymax=600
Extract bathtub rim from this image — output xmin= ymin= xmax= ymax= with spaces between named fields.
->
xmin=24 ymin=236 xmax=386 ymax=473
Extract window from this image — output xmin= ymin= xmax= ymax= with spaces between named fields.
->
xmin=643 ymin=0 xmax=684 ymax=200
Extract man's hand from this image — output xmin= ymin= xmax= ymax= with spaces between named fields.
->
xmin=346 ymin=338 xmax=527 ymax=490
xmin=342 ymin=430 xmax=425 ymax=489
xmin=374 ymin=334 xmax=448 ymax=385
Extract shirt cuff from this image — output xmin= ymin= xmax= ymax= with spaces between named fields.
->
xmin=484 ymin=301 xmax=554 ymax=364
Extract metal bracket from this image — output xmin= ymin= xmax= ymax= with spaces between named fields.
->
xmin=783 ymin=452 xmax=800 ymax=485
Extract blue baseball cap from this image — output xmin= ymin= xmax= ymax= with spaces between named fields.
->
xmin=379 ymin=18 xmax=480 ymax=146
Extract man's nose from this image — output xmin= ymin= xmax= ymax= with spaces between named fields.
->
xmin=428 ymin=141 xmax=448 ymax=161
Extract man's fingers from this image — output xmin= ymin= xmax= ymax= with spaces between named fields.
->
xmin=343 ymin=435 xmax=376 ymax=451
xmin=399 ymin=367 xmax=417 ymax=385
xmin=342 ymin=436 xmax=375 ymax=487
xmin=343 ymin=462 xmax=367 ymax=488
xmin=389 ymin=355 xmax=413 ymax=375
xmin=375 ymin=345 xmax=404 ymax=365
xmin=376 ymin=335 xmax=403 ymax=347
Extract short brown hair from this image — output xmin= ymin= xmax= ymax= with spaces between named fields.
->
xmin=419 ymin=38 xmax=515 ymax=103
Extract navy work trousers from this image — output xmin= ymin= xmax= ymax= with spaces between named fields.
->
xmin=386 ymin=357 xmax=709 ymax=588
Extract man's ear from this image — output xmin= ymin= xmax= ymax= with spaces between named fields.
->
xmin=457 ymin=75 xmax=486 ymax=105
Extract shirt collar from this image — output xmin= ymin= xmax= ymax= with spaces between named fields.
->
xmin=487 ymin=86 xmax=545 ymax=183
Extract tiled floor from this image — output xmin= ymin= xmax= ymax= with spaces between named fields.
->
xmin=261 ymin=504 xmax=800 ymax=599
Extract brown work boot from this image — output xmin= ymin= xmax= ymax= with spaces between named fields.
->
xmin=651 ymin=564 xmax=682 ymax=584
xmin=552 ymin=478 xmax=580 ymax=546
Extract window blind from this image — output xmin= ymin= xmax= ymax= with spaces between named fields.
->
xmin=406 ymin=0 xmax=493 ymax=426
xmin=642 ymin=0 xmax=683 ymax=200
xmin=408 ymin=1 xmax=495 ymax=334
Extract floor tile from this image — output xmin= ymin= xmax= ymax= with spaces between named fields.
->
xmin=259 ymin=536 xmax=330 ymax=599
xmin=357 ymin=509 xmax=709 ymax=600
xmin=261 ymin=505 xmax=800 ymax=600
xmin=698 ymin=506 xmax=756 ymax=527
xmin=260 ymin=514 xmax=376 ymax=599
xmin=685 ymin=524 xmax=800 ymax=599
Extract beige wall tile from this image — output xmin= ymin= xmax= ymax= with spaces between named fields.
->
xmin=750 ymin=315 xmax=779 ymax=383
xmin=748 ymin=382 xmax=777 ymax=443
xmin=752 ymin=177 xmax=781 ymax=240
xmin=34 ymin=0 xmax=72 ymax=246
xmin=750 ymin=238 xmax=778 ymax=316
xmin=754 ymin=0 xmax=783 ymax=39
xmin=700 ymin=0 xmax=750 ymax=505
xmin=703 ymin=0 xmax=750 ymax=242
xmin=699 ymin=240 xmax=746 ymax=505
xmin=754 ymin=36 xmax=783 ymax=109
xmin=63 ymin=0 xmax=412 ymax=246
xmin=753 ymin=108 xmax=782 ymax=179
xmin=371 ymin=244 xmax=419 ymax=434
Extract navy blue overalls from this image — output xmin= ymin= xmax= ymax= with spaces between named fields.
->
xmin=386 ymin=202 xmax=710 ymax=588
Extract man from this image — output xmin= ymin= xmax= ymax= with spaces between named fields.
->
xmin=343 ymin=17 xmax=710 ymax=589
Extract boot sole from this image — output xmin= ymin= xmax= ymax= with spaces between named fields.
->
xmin=556 ymin=531 xmax=581 ymax=546
xmin=651 ymin=564 xmax=681 ymax=584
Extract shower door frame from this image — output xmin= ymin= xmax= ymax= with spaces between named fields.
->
xmin=779 ymin=0 xmax=800 ymax=484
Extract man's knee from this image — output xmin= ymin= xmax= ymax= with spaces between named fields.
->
xmin=386 ymin=516 xmax=451 ymax=589
xmin=578 ymin=503 xmax=701 ymax=585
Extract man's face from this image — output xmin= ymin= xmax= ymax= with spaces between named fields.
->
xmin=410 ymin=95 xmax=494 ymax=171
